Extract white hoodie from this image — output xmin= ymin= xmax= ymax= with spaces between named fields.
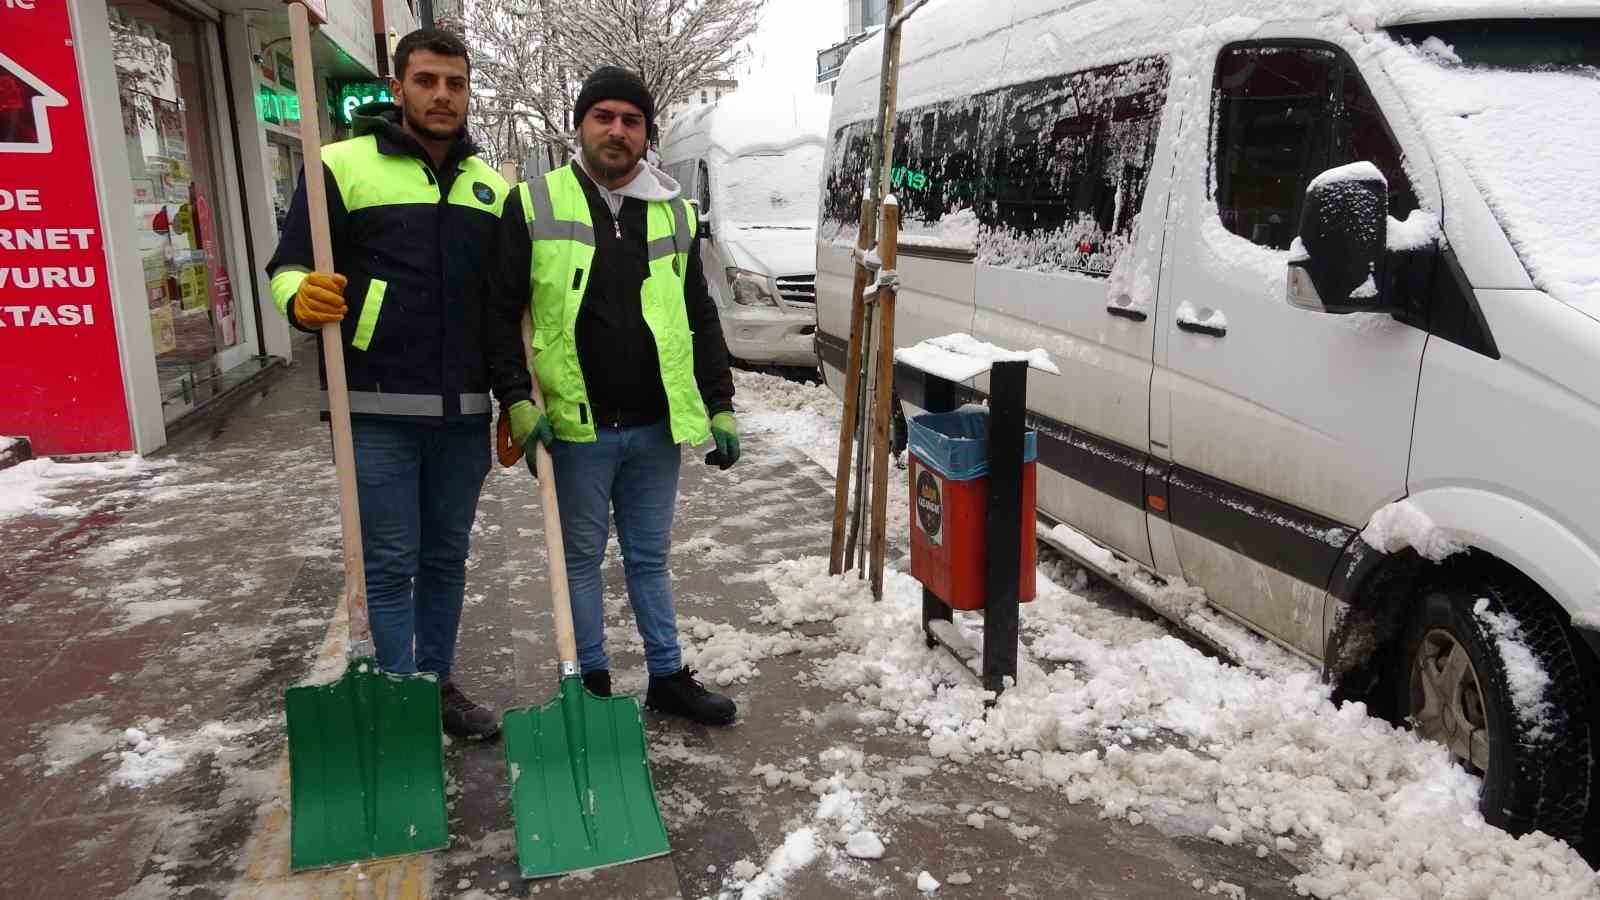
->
xmin=574 ymin=149 xmax=682 ymax=225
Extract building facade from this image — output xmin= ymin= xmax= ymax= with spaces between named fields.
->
xmin=817 ymin=0 xmax=885 ymax=95
xmin=1 ymin=0 xmax=417 ymax=456
xmin=661 ymin=77 xmax=740 ymax=129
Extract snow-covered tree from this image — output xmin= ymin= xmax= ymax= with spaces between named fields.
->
xmin=466 ymin=0 xmax=766 ymax=169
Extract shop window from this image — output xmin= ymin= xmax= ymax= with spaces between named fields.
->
xmin=111 ymin=0 xmax=250 ymax=422
xmin=819 ymin=55 xmax=1170 ymax=277
xmin=1212 ymin=43 xmax=1418 ymax=251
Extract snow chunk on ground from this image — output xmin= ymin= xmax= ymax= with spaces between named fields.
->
xmin=111 ymin=719 xmax=270 ymax=789
xmin=845 ymin=830 xmax=885 ymax=859
xmin=737 ymin=828 xmax=819 ymax=900
xmin=917 ymin=870 xmax=940 ymax=892
xmin=895 ymin=333 xmax=1059 ymax=383
xmin=1361 ymin=500 xmax=1464 ymax=562
xmin=1473 ymin=599 xmax=1556 ymax=743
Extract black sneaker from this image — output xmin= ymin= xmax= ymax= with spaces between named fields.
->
xmin=441 ymin=681 xmax=500 ymax=740
xmin=582 ymin=669 xmax=612 ymax=698
xmin=645 ymin=667 xmax=736 ymax=726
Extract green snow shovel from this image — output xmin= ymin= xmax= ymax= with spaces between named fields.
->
xmin=502 ymin=313 xmax=671 ymax=879
xmin=280 ymin=0 xmax=447 ymax=872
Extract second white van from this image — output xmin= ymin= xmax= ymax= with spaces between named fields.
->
xmin=661 ymin=90 xmax=832 ymax=369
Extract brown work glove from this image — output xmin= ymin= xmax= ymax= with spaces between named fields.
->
xmin=295 ymin=273 xmax=347 ymax=325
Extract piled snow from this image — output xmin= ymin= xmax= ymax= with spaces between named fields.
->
xmin=678 ymin=616 xmax=819 ymax=686
xmin=895 ymin=332 xmax=1060 ymax=383
xmin=753 ymin=556 xmax=1599 ymax=898
xmin=1360 ymin=500 xmax=1464 ymax=562
xmin=0 ymin=457 xmax=147 ymax=520
xmin=1175 ymin=301 xmax=1228 ymax=333
xmin=732 ymin=370 xmax=842 ymax=474
xmin=1472 ymin=599 xmax=1557 ymax=743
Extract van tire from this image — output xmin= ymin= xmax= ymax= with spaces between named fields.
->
xmin=1394 ymin=573 xmax=1592 ymax=845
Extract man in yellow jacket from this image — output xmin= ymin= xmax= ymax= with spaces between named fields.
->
xmin=487 ymin=67 xmax=739 ymax=725
xmin=267 ymin=29 xmax=504 ymax=739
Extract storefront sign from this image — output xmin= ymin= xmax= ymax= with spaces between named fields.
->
xmin=257 ymin=84 xmax=301 ymax=125
xmin=335 ymin=80 xmax=391 ymax=125
xmin=0 ymin=3 xmax=132 ymax=454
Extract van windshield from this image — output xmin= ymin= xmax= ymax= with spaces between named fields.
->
xmin=718 ymin=145 xmax=824 ymax=230
xmin=1384 ymin=20 xmax=1600 ymax=316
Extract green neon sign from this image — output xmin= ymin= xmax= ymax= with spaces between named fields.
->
xmin=890 ymin=164 xmax=929 ymax=192
xmin=257 ymin=85 xmax=301 ymax=125
xmin=336 ymin=82 xmax=393 ymax=125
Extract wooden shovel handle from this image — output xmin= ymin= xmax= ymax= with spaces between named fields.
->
xmin=520 ymin=313 xmax=578 ymax=666
xmin=289 ymin=3 xmax=369 ymax=646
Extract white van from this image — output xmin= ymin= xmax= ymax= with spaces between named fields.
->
xmin=817 ymin=0 xmax=1600 ymax=848
xmin=660 ymin=91 xmax=832 ymax=368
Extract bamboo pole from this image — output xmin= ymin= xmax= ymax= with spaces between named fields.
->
xmin=828 ymin=197 xmax=876 ymax=575
xmin=868 ymin=198 xmax=900 ymax=600
xmin=864 ymin=0 xmax=907 ymax=599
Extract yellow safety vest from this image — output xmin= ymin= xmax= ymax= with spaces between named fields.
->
xmin=518 ymin=164 xmax=708 ymax=444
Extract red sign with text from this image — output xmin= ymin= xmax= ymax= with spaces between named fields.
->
xmin=1 ymin=0 xmax=132 ymax=455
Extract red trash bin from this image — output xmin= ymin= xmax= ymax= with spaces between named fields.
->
xmin=907 ymin=408 xmax=1037 ymax=612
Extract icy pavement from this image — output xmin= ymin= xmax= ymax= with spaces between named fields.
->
xmin=2 ymin=357 xmax=1596 ymax=898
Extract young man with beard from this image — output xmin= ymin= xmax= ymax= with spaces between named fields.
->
xmin=486 ymin=67 xmax=741 ymax=725
xmin=265 ymin=28 xmax=507 ymax=740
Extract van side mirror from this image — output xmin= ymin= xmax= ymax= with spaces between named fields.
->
xmin=689 ymin=200 xmax=712 ymax=239
xmin=1287 ymin=162 xmax=1394 ymax=314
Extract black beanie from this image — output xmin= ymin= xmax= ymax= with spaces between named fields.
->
xmin=573 ymin=66 xmax=656 ymax=129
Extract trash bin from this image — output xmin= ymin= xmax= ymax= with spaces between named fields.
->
xmin=908 ymin=406 xmax=1038 ymax=612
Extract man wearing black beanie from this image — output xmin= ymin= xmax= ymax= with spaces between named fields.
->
xmin=486 ymin=67 xmax=741 ymax=726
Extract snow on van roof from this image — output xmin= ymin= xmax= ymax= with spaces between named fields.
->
xmin=829 ymin=0 xmax=1600 ymax=126
xmin=663 ymin=89 xmax=832 ymax=158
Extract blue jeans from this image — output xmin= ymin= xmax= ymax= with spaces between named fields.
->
xmin=351 ymin=418 xmax=490 ymax=681
xmin=550 ymin=421 xmax=683 ymax=677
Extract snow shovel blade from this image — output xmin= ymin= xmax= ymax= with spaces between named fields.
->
xmin=503 ymin=677 xmax=670 ymax=878
xmin=284 ymin=657 xmax=448 ymax=871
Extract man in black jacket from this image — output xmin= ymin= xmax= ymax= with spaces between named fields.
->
xmin=486 ymin=67 xmax=740 ymax=726
xmin=265 ymin=29 xmax=504 ymax=740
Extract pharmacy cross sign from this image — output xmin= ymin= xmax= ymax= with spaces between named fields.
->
xmin=0 ymin=50 xmax=68 ymax=154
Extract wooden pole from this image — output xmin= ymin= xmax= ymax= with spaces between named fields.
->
xmin=829 ymin=197 xmax=875 ymax=575
xmin=289 ymin=1 xmax=368 ymax=648
xmin=868 ymin=198 xmax=900 ymax=600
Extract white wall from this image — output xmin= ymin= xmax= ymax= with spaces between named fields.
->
xmin=69 ymin=0 xmax=166 ymax=454
xmin=320 ymin=0 xmax=378 ymax=75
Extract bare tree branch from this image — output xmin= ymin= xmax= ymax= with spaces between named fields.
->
xmin=467 ymin=0 xmax=766 ymax=168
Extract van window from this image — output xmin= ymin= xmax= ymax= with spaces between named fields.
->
xmin=697 ymin=160 xmax=712 ymax=214
xmin=820 ymin=56 xmax=1170 ymax=277
xmin=1212 ymin=43 xmax=1418 ymax=250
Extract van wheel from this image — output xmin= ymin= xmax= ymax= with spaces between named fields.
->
xmin=1395 ymin=573 xmax=1592 ymax=843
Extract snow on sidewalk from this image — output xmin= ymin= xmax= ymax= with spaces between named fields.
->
xmin=721 ymin=371 xmax=1600 ymax=899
